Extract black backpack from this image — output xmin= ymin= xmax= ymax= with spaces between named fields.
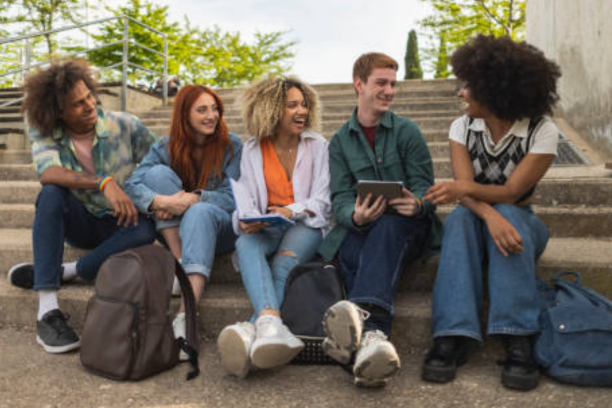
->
xmin=280 ymin=261 xmax=345 ymax=364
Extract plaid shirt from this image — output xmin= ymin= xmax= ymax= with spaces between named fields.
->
xmin=28 ymin=108 xmax=158 ymax=217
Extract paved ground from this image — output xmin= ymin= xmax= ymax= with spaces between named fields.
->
xmin=0 ymin=327 xmax=610 ymax=408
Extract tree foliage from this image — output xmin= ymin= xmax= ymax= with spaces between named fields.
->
xmin=404 ymin=30 xmax=423 ymax=80
xmin=88 ymin=0 xmax=296 ymax=88
xmin=434 ymin=34 xmax=450 ymax=78
xmin=419 ymin=0 xmax=525 ymax=75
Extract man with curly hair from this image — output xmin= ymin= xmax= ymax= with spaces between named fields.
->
xmin=8 ymin=59 xmax=158 ymax=354
xmin=318 ymin=52 xmax=442 ymax=387
xmin=421 ymin=35 xmax=561 ymax=391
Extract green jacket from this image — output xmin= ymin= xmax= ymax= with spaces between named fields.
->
xmin=318 ymin=109 xmax=442 ymax=260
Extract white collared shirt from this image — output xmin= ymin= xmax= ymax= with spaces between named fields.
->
xmin=449 ymin=115 xmax=559 ymax=156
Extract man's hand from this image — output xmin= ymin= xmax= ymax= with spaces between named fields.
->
xmin=485 ymin=211 xmax=524 ymax=257
xmin=352 ymin=193 xmax=386 ymax=226
xmin=103 ymin=179 xmax=139 ymax=227
xmin=424 ymin=181 xmax=470 ymax=205
xmin=239 ymin=220 xmax=268 ymax=234
xmin=268 ymin=206 xmax=293 ymax=219
xmin=389 ymin=188 xmax=420 ymax=217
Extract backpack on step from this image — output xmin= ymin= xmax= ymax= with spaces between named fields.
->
xmin=535 ymin=271 xmax=612 ymax=386
xmin=80 ymin=245 xmax=200 ymax=381
xmin=280 ymin=260 xmax=345 ymax=365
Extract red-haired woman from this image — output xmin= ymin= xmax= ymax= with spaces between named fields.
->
xmin=125 ymin=85 xmax=242 ymax=357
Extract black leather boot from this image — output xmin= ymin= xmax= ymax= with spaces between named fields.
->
xmin=422 ymin=336 xmax=472 ymax=383
xmin=500 ymin=335 xmax=540 ymax=391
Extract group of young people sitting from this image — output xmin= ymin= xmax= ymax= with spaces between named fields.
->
xmin=8 ymin=34 xmax=562 ymax=391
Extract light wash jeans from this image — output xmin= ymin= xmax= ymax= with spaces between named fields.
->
xmin=235 ymin=223 xmax=322 ymax=317
xmin=144 ymin=165 xmax=236 ymax=279
xmin=432 ymin=204 xmax=549 ymax=342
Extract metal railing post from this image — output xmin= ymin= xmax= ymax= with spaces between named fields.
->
xmin=121 ymin=17 xmax=129 ymax=112
xmin=162 ymin=38 xmax=168 ymax=106
xmin=25 ymin=39 xmax=31 ymax=76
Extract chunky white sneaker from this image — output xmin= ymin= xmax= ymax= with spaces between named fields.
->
xmin=217 ymin=322 xmax=256 ymax=378
xmin=353 ymin=330 xmax=401 ymax=388
xmin=321 ymin=300 xmax=370 ymax=364
xmin=172 ymin=312 xmax=189 ymax=361
xmin=250 ymin=315 xmax=304 ymax=369
xmin=171 ymin=276 xmax=181 ymax=297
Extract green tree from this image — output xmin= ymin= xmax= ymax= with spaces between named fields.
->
xmin=434 ymin=34 xmax=450 ymax=78
xmin=88 ymin=0 xmax=295 ymax=88
xmin=419 ymin=0 xmax=525 ymax=73
xmin=404 ymin=30 xmax=423 ymax=80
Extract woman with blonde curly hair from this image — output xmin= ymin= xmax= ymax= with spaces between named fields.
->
xmin=124 ymin=85 xmax=242 ymax=359
xmin=217 ymin=77 xmax=331 ymax=377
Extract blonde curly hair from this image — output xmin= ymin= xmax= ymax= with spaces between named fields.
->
xmin=240 ymin=76 xmax=320 ymax=140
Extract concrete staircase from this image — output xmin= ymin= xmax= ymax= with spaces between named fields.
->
xmin=1 ymin=80 xmax=612 ymax=356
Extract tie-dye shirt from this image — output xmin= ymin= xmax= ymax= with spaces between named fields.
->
xmin=28 ymin=108 xmax=158 ymax=217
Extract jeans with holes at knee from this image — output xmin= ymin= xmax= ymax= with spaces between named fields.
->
xmin=143 ymin=164 xmax=236 ymax=279
xmin=432 ymin=204 xmax=549 ymax=342
xmin=337 ymin=214 xmax=430 ymax=336
xmin=32 ymin=184 xmax=156 ymax=290
xmin=236 ymin=222 xmax=322 ymax=319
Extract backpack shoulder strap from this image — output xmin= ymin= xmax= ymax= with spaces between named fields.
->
xmin=174 ymin=259 xmax=200 ymax=380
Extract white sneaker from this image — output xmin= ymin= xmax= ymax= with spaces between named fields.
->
xmin=217 ymin=322 xmax=256 ymax=378
xmin=250 ymin=315 xmax=304 ymax=369
xmin=353 ymin=330 xmax=401 ymax=388
xmin=171 ymin=276 xmax=181 ymax=297
xmin=321 ymin=300 xmax=370 ymax=364
xmin=172 ymin=312 xmax=189 ymax=361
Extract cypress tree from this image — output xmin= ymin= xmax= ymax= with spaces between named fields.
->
xmin=404 ymin=30 xmax=423 ymax=79
xmin=434 ymin=34 xmax=450 ymax=78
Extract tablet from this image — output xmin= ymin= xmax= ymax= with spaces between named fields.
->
xmin=356 ymin=180 xmax=404 ymax=202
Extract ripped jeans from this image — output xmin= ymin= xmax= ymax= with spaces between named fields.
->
xmin=236 ymin=223 xmax=322 ymax=317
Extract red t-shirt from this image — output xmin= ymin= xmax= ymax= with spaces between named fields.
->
xmin=360 ymin=124 xmax=377 ymax=151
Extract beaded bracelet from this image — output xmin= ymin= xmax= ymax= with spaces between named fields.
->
xmin=98 ymin=176 xmax=113 ymax=192
xmin=416 ymin=197 xmax=423 ymax=214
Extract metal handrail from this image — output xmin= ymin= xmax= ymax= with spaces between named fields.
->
xmin=0 ymin=15 xmax=169 ymax=111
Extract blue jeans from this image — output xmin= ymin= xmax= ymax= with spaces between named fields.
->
xmin=236 ymin=223 xmax=323 ymax=317
xmin=32 ymin=185 xmax=156 ymax=291
xmin=432 ymin=204 xmax=550 ymax=342
xmin=144 ymin=165 xmax=236 ymax=278
xmin=338 ymin=214 xmax=430 ymax=336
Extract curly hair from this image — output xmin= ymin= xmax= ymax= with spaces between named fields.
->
xmin=451 ymin=35 xmax=561 ymax=121
xmin=21 ymin=59 xmax=99 ymax=135
xmin=168 ymin=84 xmax=232 ymax=191
xmin=240 ymin=76 xmax=320 ymax=140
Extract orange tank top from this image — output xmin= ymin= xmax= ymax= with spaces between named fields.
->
xmin=261 ymin=140 xmax=294 ymax=207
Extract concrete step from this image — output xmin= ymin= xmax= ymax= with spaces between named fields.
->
xmin=0 ymin=149 xmax=31 ymax=164
xmin=3 ymin=326 xmax=605 ymax=408
xmin=0 ymin=122 xmax=25 ymax=134
xmin=0 ymin=107 xmax=21 ymax=114
xmin=0 ymin=115 xmax=23 ymax=123
xmin=1 ymin=228 xmax=611 ymax=297
xmin=3 ymin=203 xmax=611 ymax=238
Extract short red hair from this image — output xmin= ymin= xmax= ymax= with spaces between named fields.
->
xmin=168 ymin=85 xmax=232 ymax=191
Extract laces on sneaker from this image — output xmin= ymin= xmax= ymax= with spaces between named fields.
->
xmin=361 ymin=330 xmax=387 ymax=346
xmin=497 ymin=336 xmax=536 ymax=369
xmin=46 ymin=312 xmax=72 ymax=335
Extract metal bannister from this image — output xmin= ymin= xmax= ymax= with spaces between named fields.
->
xmin=0 ymin=15 xmax=169 ymax=112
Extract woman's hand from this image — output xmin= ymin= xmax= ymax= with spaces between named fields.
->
xmin=239 ymin=221 xmax=268 ymax=234
xmin=152 ymin=191 xmax=199 ymax=216
xmin=268 ymin=206 xmax=293 ymax=219
xmin=155 ymin=209 xmax=174 ymax=220
xmin=485 ymin=211 xmax=524 ymax=257
xmin=424 ymin=181 xmax=470 ymax=205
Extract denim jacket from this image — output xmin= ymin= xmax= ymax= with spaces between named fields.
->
xmin=124 ymin=133 xmax=243 ymax=214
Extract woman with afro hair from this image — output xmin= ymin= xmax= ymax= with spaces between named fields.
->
xmin=216 ymin=77 xmax=331 ymax=378
xmin=421 ymin=35 xmax=562 ymax=391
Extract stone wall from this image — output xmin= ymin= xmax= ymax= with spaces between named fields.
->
xmin=527 ymin=0 xmax=612 ymax=159
xmin=97 ymin=85 xmax=163 ymax=114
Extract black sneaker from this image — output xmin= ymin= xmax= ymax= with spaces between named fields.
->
xmin=422 ymin=336 xmax=472 ymax=383
xmin=8 ymin=263 xmax=34 ymax=289
xmin=500 ymin=336 xmax=540 ymax=391
xmin=36 ymin=309 xmax=81 ymax=353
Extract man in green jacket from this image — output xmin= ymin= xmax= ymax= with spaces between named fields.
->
xmin=319 ymin=52 xmax=441 ymax=387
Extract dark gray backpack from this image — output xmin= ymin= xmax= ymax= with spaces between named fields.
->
xmin=80 ymin=245 xmax=199 ymax=380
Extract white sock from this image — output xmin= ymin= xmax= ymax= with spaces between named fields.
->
xmin=38 ymin=291 xmax=59 ymax=320
xmin=61 ymin=261 xmax=77 ymax=280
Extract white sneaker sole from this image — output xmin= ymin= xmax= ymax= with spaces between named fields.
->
xmin=354 ymin=345 xmax=400 ymax=386
xmin=250 ymin=339 xmax=303 ymax=369
xmin=322 ymin=301 xmax=362 ymax=364
xmin=36 ymin=336 xmax=80 ymax=354
xmin=217 ymin=327 xmax=251 ymax=378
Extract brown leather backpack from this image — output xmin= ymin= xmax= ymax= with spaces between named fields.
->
xmin=80 ymin=245 xmax=200 ymax=381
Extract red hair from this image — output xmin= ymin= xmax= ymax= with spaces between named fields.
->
xmin=168 ymin=85 xmax=232 ymax=191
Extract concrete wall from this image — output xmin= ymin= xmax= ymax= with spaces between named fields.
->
xmin=97 ymin=85 xmax=163 ymax=114
xmin=527 ymin=0 xmax=612 ymax=159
